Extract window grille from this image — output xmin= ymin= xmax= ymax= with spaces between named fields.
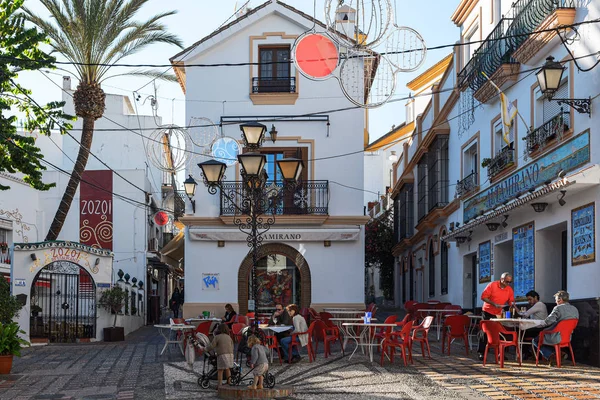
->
xmin=428 ymin=246 xmax=435 ymax=298
xmin=441 ymin=241 xmax=448 ymax=295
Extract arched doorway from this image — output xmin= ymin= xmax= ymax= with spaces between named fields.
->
xmin=30 ymin=261 xmax=97 ymax=343
xmin=238 ymin=243 xmax=311 ymax=314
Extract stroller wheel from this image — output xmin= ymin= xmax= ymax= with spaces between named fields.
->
xmin=265 ymin=373 xmax=276 ymax=388
xmin=199 ymin=378 xmax=210 ymax=389
xmin=231 ymin=375 xmax=241 ymax=385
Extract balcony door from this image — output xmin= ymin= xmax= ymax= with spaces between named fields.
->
xmin=260 ymin=147 xmax=308 ymax=214
xmin=259 ymin=46 xmax=291 ymax=92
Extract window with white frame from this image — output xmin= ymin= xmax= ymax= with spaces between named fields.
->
xmin=493 ymin=119 xmax=514 ymax=155
xmin=463 ymin=25 xmax=479 ymax=67
xmin=462 ymin=142 xmax=478 ymax=179
xmin=0 ymin=229 xmax=7 ymax=244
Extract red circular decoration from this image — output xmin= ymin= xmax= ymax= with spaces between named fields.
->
xmin=154 ymin=211 xmax=169 ymax=226
xmin=294 ymin=33 xmax=339 ymax=79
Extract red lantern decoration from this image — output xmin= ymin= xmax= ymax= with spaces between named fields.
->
xmin=154 ymin=211 xmax=169 ymax=226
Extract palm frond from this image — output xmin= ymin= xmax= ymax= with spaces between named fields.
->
xmin=103 ymin=69 xmax=178 ymax=82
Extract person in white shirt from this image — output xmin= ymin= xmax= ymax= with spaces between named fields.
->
xmin=519 ymin=290 xmax=548 ymax=359
xmin=520 ymin=290 xmax=548 ymax=320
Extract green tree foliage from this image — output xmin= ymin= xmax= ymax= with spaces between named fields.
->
xmin=0 ymin=275 xmax=22 ymax=324
xmin=365 ymin=209 xmax=395 ymax=300
xmin=0 ymin=0 xmax=73 ymax=191
xmin=98 ymin=286 xmax=126 ymax=328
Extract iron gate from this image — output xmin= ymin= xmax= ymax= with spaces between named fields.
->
xmin=30 ymin=261 xmax=96 ymax=343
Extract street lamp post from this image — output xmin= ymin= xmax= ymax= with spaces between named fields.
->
xmin=189 ymin=122 xmax=303 ymax=332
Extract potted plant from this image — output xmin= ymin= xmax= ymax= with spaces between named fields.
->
xmin=0 ymin=276 xmax=22 ymax=325
xmin=481 ymin=158 xmax=492 ymax=168
xmin=0 ymin=242 xmax=7 ymax=253
xmin=0 ymin=322 xmax=29 ymax=374
xmin=98 ymin=286 xmax=126 ymax=342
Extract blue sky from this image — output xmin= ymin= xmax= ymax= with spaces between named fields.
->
xmin=18 ymin=0 xmax=459 ymax=142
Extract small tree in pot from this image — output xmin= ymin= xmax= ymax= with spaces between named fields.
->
xmin=98 ymin=286 xmax=126 ymax=342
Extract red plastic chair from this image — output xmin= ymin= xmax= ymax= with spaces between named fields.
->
xmin=535 ymin=319 xmax=578 ymax=368
xmin=195 ymin=321 xmax=212 ymax=336
xmin=287 ymin=326 xmax=314 ymax=363
xmin=411 ymin=316 xmax=433 ymax=359
xmin=395 ymin=314 xmax=412 ymax=329
xmin=442 ymin=304 xmax=463 ymax=318
xmin=246 ymin=312 xmax=255 ymax=319
xmin=300 ymin=308 xmax=311 ymax=325
xmin=412 ymin=303 xmax=431 ymax=322
xmin=319 ymin=311 xmax=333 ymax=323
xmin=381 ymin=320 xmax=414 ymax=366
xmin=441 ymin=315 xmax=470 ymax=356
xmin=308 ymin=308 xmax=320 ymax=323
xmin=310 ymin=320 xmax=327 ymax=358
xmin=480 ymin=320 xmax=520 ymax=368
xmin=231 ymin=323 xmax=247 ymax=362
xmin=235 ymin=315 xmax=249 ymax=325
xmin=374 ymin=315 xmax=398 ymax=349
xmin=323 ymin=319 xmax=344 ymax=358
xmin=404 ymin=300 xmax=418 ymax=312
xmin=265 ymin=334 xmax=282 ymax=365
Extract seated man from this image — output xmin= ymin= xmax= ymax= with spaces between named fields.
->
xmin=532 ymin=290 xmax=579 ymax=362
xmin=268 ymin=304 xmax=292 ymax=326
xmin=518 ymin=290 xmax=548 ymax=359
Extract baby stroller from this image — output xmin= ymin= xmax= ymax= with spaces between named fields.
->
xmin=230 ymin=363 xmax=276 ymax=388
xmin=192 ymin=333 xmax=241 ymax=389
xmin=236 ymin=326 xmax=267 ymax=366
xmin=231 ymin=327 xmax=275 ymax=388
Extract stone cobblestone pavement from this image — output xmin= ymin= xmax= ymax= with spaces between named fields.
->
xmin=1 ymin=326 xmax=600 ymax=399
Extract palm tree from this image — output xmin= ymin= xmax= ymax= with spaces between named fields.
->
xmin=23 ymin=0 xmax=183 ymax=241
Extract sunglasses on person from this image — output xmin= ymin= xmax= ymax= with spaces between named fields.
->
xmin=504 ymin=279 xmax=513 ymax=284
xmin=276 ymin=307 xmax=283 ymax=311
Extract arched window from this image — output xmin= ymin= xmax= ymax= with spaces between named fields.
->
xmin=441 ymin=241 xmax=449 ymax=295
xmin=428 ymin=245 xmax=435 ymax=298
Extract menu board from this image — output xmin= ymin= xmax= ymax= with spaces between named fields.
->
xmin=513 ymin=222 xmax=535 ymax=300
xmin=479 ymin=241 xmax=492 ymax=283
xmin=572 ymin=202 xmax=595 ymax=265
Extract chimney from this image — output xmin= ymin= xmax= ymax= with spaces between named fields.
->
xmin=63 ymin=76 xmax=71 ymax=91
xmin=335 ymin=4 xmax=356 ymax=41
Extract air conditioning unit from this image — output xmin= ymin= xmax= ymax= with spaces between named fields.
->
xmin=148 ymin=238 xmax=158 ymax=252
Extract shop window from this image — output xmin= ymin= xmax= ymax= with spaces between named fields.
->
xmin=255 ymin=254 xmax=301 ymax=315
xmin=417 ymin=157 xmax=428 ymax=221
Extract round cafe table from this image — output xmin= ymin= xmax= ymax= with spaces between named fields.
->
xmin=154 ymin=324 xmax=195 ymax=355
xmin=329 ymin=317 xmax=378 ymax=350
xmin=491 ymin=318 xmax=545 ymax=360
xmin=342 ymin=322 xmax=396 ymax=362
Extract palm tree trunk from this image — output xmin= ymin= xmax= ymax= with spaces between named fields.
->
xmin=45 ymin=117 xmax=95 ymax=241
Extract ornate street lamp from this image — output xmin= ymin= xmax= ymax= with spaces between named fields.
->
xmin=536 ymin=56 xmax=591 ymax=116
xmin=183 ymin=175 xmax=197 ymax=213
xmin=195 ymin=124 xmax=302 ymax=333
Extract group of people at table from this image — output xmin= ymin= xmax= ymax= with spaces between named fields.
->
xmin=220 ymin=302 xmax=308 ymax=364
xmin=478 ymin=272 xmax=579 ymax=363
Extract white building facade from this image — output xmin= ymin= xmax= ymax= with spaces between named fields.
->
xmin=175 ymin=0 xmax=368 ymax=317
xmin=388 ymin=0 xmax=600 ymax=365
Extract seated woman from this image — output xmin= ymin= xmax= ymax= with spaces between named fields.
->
xmin=279 ymin=304 xmax=308 ymax=363
xmin=222 ymin=303 xmax=237 ymax=326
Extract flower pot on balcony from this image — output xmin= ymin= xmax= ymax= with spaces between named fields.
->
xmin=103 ymin=327 xmax=125 ymax=342
xmin=0 ymin=355 xmax=13 ymax=374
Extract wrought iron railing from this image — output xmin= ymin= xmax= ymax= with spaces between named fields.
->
xmin=458 ymin=0 xmax=575 ymax=93
xmin=252 ymin=77 xmax=296 ymax=93
xmin=174 ymin=190 xmax=186 ymax=221
xmin=487 ymin=146 xmax=515 ymax=179
xmin=456 ymin=171 xmax=478 ymax=197
xmin=506 ymin=0 xmax=575 ymax=53
xmin=525 ymin=110 xmax=570 ymax=153
xmin=220 ymin=180 xmax=329 ymax=216
xmin=458 ymin=18 xmax=516 ymax=91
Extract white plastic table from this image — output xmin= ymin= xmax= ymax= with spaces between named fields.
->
xmin=342 ymin=322 xmax=396 ymax=362
xmin=154 ymin=324 xmax=195 ymax=355
xmin=491 ymin=318 xmax=545 ymax=360
xmin=326 ymin=310 xmax=365 ymax=319
xmin=329 ymin=317 xmax=378 ymax=350
xmin=416 ymin=309 xmax=462 ymax=340
xmin=467 ymin=315 xmax=483 ymax=350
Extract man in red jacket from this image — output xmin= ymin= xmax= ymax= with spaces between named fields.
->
xmin=477 ymin=272 xmax=515 ymax=360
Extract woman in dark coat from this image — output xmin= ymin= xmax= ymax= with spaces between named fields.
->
xmin=170 ymin=287 xmax=181 ymax=318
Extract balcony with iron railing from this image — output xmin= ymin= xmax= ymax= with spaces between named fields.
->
xmin=173 ymin=190 xmax=186 ymax=221
xmin=525 ymin=110 xmax=570 ymax=154
xmin=252 ymin=76 xmax=296 ymax=93
xmin=219 ymin=180 xmax=329 ymax=216
xmin=486 ymin=146 xmax=515 ymax=179
xmin=456 ymin=170 xmax=478 ymax=198
xmin=458 ymin=0 xmax=575 ymax=101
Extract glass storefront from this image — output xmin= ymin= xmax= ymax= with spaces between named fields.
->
xmin=253 ymin=254 xmax=300 ymax=314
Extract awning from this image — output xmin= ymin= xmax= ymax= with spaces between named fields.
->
xmin=442 ymin=164 xmax=600 ymax=241
xmin=159 ymin=231 xmax=184 ymax=270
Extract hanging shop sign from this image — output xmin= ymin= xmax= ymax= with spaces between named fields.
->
xmin=80 ymin=170 xmax=113 ymax=250
xmin=463 ymin=132 xmax=590 ymax=222
xmin=513 ymin=222 xmax=535 ymax=301
xmin=190 ymin=228 xmax=360 ymax=242
xmin=572 ymin=202 xmax=595 ymax=266
xmin=478 ymin=241 xmax=492 ymax=284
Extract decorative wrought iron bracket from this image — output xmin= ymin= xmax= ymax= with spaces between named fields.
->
xmin=553 ymin=97 xmax=591 ymax=117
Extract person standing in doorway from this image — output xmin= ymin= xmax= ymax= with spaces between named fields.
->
xmin=477 ymin=272 xmax=515 ymax=360
xmin=170 ymin=287 xmax=181 ymax=318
